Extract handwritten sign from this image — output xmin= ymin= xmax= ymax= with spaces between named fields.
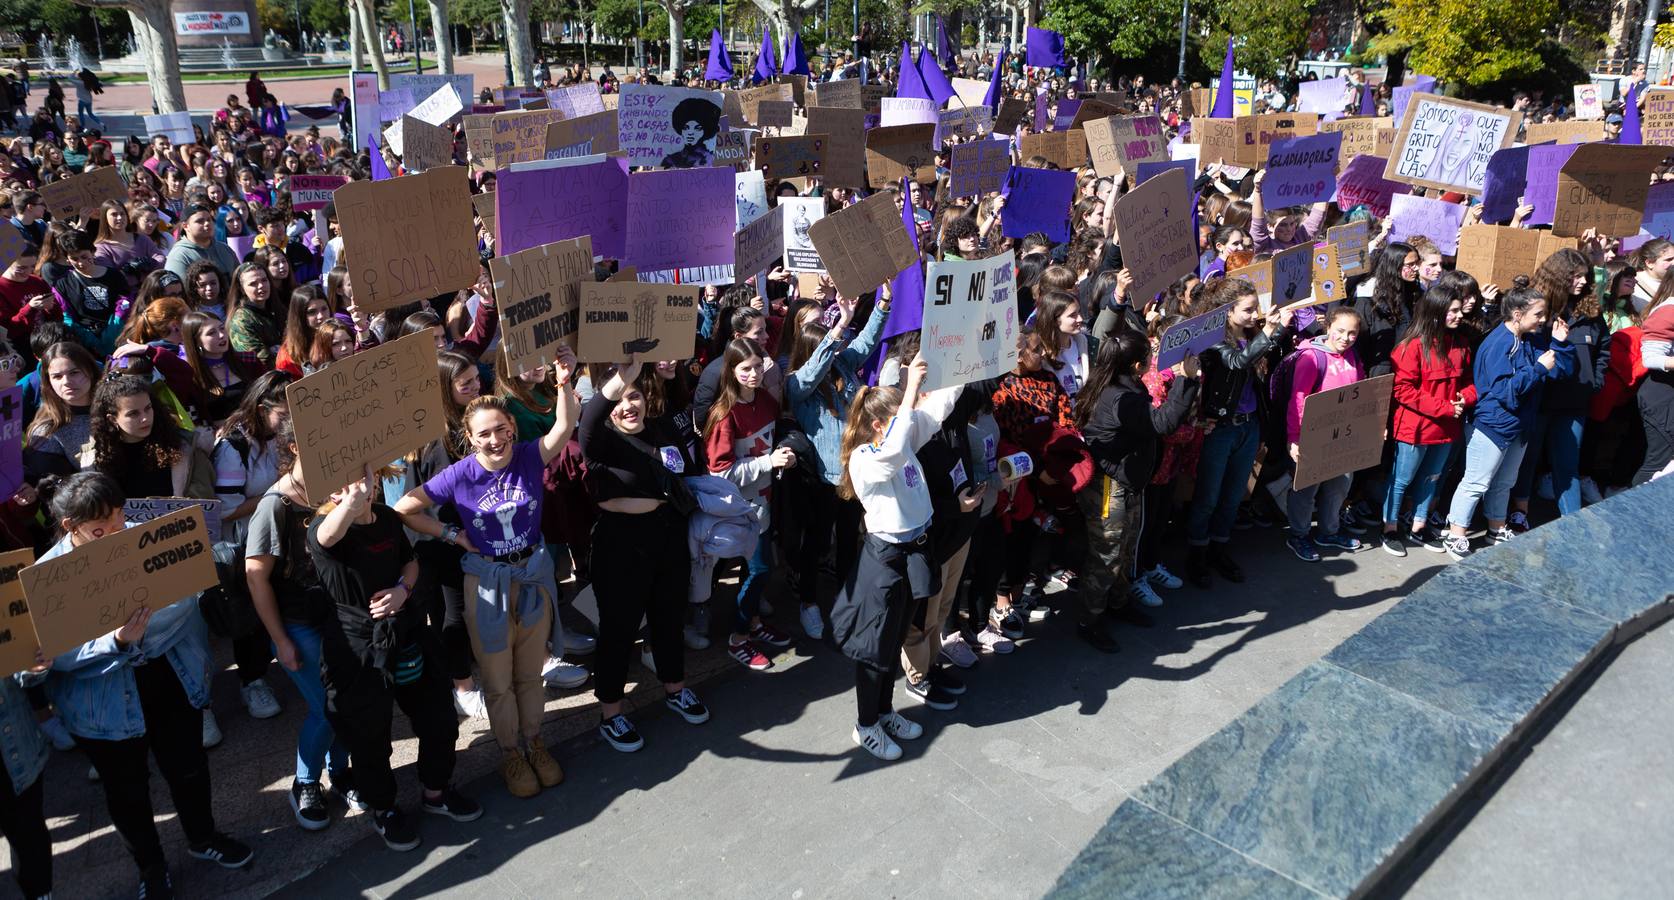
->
xmin=1293 ymin=374 xmax=1395 ymax=489
xmin=1320 ymin=116 xmax=1393 ymax=172
xmin=1263 ymin=132 xmax=1341 ymax=206
xmin=1310 ymin=243 xmax=1346 ymax=306
xmin=1084 ymin=114 xmax=1166 ymax=181
xmin=1327 ymin=221 xmax=1371 ymax=277
xmin=0 ymin=548 xmax=37 ymax=677
xmin=1018 ymin=129 xmax=1088 ymax=170
xmin=1388 ymin=194 xmax=1467 ymax=255
xmin=1553 ymin=144 xmax=1674 ymax=238
xmin=490 ymin=108 xmax=564 ymax=164
xmin=287 ymin=330 xmax=446 ymax=503
xmin=1270 ymin=242 xmax=1314 ymax=309
xmin=1456 ymin=224 xmax=1544 ymax=291
xmin=735 ymin=170 xmax=768 ymax=228
xmin=617 ymin=84 xmax=724 ymax=168
xmin=1573 ymin=83 xmax=1603 ymax=120
xmin=497 ymin=155 xmax=629 ymax=258
xmin=335 ymin=166 xmax=478 ymax=313
xmin=1157 ymin=302 xmax=1231 ymax=369
xmin=390 ymin=73 xmax=473 ymax=117
xmin=39 ymin=167 xmax=128 ymax=220
xmin=287 ymin=174 xmax=347 ymax=212
xmin=624 ymin=167 xmax=733 ymax=272
xmin=491 ymin=236 xmax=591 ymax=373
xmin=935 ymin=106 xmax=992 ymax=146
xmin=463 ymin=114 xmax=496 ymax=167
xmin=577 ymin=282 xmax=701 ymax=362
xmin=806 ymin=107 xmax=866 ymax=188
xmin=1297 ymin=78 xmax=1349 ymax=117
xmin=811 ymin=79 xmax=861 ymax=109
xmin=757 ymin=100 xmax=794 ymax=128
xmin=735 ymin=204 xmax=785 ymax=276
xmin=396 ymin=114 xmax=453 ymax=171
xmin=143 ymin=111 xmax=195 ymax=144
xmin=1643 ymin=90 xmax=1674 ymax=146
xmin=545 ymin=110 xmax=619 ymax=157
xmin=949 ymin=138 xmax=1010 ymax=197
xmin=1385 ymin=93 xmax=1520 ymax=195
xmin=1113 ymin=167 xmax=1196 ymax=302
xmin=780 ymin=197 xmax=825 ymax=273
xmin=739 ymin=82 xmax=795 ymax=125
xmin=545 ymin=82 xmax=605 ymax=118
xmin=1334 ymin=154 xmax=1410 ymax=218
xmin=21 ymin=507 xmax=218 ymax=659
xmin=865 ymin=124 xmax=938 ymax=188
xmin=754 ymin=134 xmax=826 ymax=180
xmin=123 ymin=498 xmax=222 ymax=543
xmin=921 ymin=252 xmax=1019 ymax=390
xmin=881 ymin=97 xmax=938 ymax=128
xmin=1524 ymin=120 xmax=1605 ymax=145
xmin=808 ymin=191 xmax=919 ymax=297
xmin=406 ymin=82 xmax=465 ymax=127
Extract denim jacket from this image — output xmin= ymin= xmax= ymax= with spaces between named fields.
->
xmin=786 ymin=306 xmax=889 ymax=486
xmin=40 ymin=530 xmax=214 ymax=742
xmin=0 ymin=673 xmax=50 ymax=792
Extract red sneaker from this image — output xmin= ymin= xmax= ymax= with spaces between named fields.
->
xmin=727 ymin=639 xmax=773 ymax=671
xmin=748 ymin=621 xmax=793 ymax=648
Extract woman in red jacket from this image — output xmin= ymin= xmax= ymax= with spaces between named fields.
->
xmin=1381 ymin=284 xmax=1477 ymax=556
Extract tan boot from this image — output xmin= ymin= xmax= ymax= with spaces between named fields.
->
xmin=527 ymin=737 xmax=564 ymax=787
xmin=501 ymin=749 xmax=540 ymax=798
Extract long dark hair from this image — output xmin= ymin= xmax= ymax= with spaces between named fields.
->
xmin=1530 ymin=247 xmax=1593 ymax=319
xmin=90 ymin=374 xmax=184 ymax=472
xmin=1073 ymin=329 xmax=1149 ymax=430
xmin=221 ymin=369 xmax=292 ymax=445
xmin=1399 ymin=283 xmax=1466 ymax=363
xmin=1368 ymin=242 xmax=1418 ymax=324
xmin=704 ymin=338 xmax=766 ymax=438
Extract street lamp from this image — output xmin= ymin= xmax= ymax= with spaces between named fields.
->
xmin=1176 ymin=0 xmax=1188 ymax=81
xmin=408 ymin=0 xmax=424 ymax=72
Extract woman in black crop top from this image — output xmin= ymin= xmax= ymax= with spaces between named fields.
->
xmin=577 ymin=355 xmax=709 ymax=753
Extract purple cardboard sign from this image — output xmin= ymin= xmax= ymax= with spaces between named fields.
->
xmin=1053 ymin=99 xmax=1082 ymax=131
xmin=1156 ymin=302 xmax=1231 ymax=369
xmin=1000 ymin=166 xmax=1076 ymax=243
xmin=1479 ymin=144 xmax=1541 ymax=223
xmin=0 ymin=387 xmax=20 ymax=499
xmin=497 ymin=156 xmax=630 ymax=258
xmin=625 ymin=166 xmax=734 ymax=272
xmin=1034 ymin=92 xmax=1049 ymax=132
xmin=227 ymin=234 xmax=256 ymax=260
xmin=1262 ymin=132 xmax=1341 ymax=206
xmin=1387 ymin=194 xmax=1467 ymax=255
xmin=1642 ymin=182 xmax=1674 ymax=240
xmin=949 ymin=139 xmax=1011 ymax=197
xmin=1391 ymin=75 xmax=1437 ymax=125
xmin=1135 ymin=157 xmax=1196 ymax=187
xmin=288 ymin=175 xmax=348 ymax=212
xmin=1333 ymin=154 xmax=1410 ymax=218
xmin=1524 ymin=144 xmax=1580 ymax=226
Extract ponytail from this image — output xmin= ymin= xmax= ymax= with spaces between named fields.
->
xmin=39 ymin=471 xmax=126 ymax=536
xmin=836 ymin=385 xmax=901 ymax=501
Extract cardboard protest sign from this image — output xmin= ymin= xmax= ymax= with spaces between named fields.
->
xmin=287 ymin=330 xmax=446 ymax=503
xmin=757 ymin=100 xmax=794 ymax=128
xmin=395 ymin=115 xmax=453 ymax=171
xmin=1262 ymin=132 xmax=1341 ymax=206
xmin=1388 ymin=194 xmax=1467 ymax=255
xmin=1085 ymin=114 xmax=1167 ymax=181
xmin=1553 ymin=144 xmax=1674 ymax=238
xmin=1385 ymin=93 xmax=1520 ymax=195
xmin=143 ymin=112 xmax=195 ymax=144
xmin=1243 ymin=114 xmax=1321 ymax=169
xmin=1334 ymin=154 xmax=1409 ymax=218
xmin=1641 ymin=181 xmax=1674 ymax=240
xmin=780 ymin=197 xmax=825 ymax=273
xmin=773 ymin=74 xmax=808 ymax=108
xmin=1292 ymin=374 xmax=1395 ymax=489
xmin=713 ymin=131 xmax=751 ymax=171
xmin=489 ymin=108 xmax=564 ymax=164
xmin=1523 ymin=144 xmax=1579 ymax=226
xmin=0 ymin=548 xmax=37 ymax=678
xmin=948 ymin=139 xmax=1010 ymax=197
xmin=1269 ymin=242 xmax=1314 ymax=309
xmin=935 ymin=106 xmax=991 ymax=146
xmin=1573 ymin=83 xmax=1603 ymax=120
xmin=754 ymin=134 xmax=826 ymax=180
xmin=464 ymin=114 xmax=496 ymax=167
xmin=407 ymin=82 xmax=466 ymax=126
xmin=1113 ymin=168 xmax=1197 ymax=302
xmin=335 ymin=166 xmax=478 ymax=312
xmin=921 ymin=252 xmax=1020 ymax=390
xmin=1018 ymin=129 xmax=1088 ymax=169
xmin=545 ymin=82 xmax=605 ymax=118
xmin=1455 ymin=224 xmax=1544 ymax=291
xmin=1479 ymin=144 xmax=1539 ymax=224
xmin=811 ymin=79 xmax=861 ymax=109
xmin=1190 ymin=116 xmax=1244 ymax=166
xmin=1644 ymin=90 xmax=1674 ymax=145
xmin=808 ymin=191 xmax=920 ymax=297
xmin=1310 ymin=243 xmax=1347 ymax=306
xmin=865 ymin=124 xmax=938 ymax=187
xmin=1157 ymin=302 xmax=1231 ymax=369
xmin=624 ymin=166 xmax=734 ymax=272
xmin=497 ymin=155 xmax=628 ymax=258
xmin=576 ymin=282 xmax=701 ymax=362
xmin=473 ymin=193 xmax=497 ymax=242
xmin=735 ymin=170 xmax=769 ymax=228
xmin=490 ymin=236 xmax=592 ymax=373
xmin=39 ymin=167 xmax=127 ymax=220
xmin=1001 ymin=166 xmax=1075 ymax=243
xmin=287 ymin=174 xmax=347 ymax=212
xmin=994 ymin=97 xmax=1031 ymax=135
xmin=734 ymin=204 xmax=785 ymax=276
xmin=123 ymin=498 xmax=222 ymax=543
xmin=1320 ymin=116 xmax=1393 ymax=171
xmin=881 ymin=97 xmax=939 ymax=127
xmin=1327 ymin=221 xmax=1371 ymax=277
xmin=20 ymin=507 xmax=218 ymax=658
xmin=806 ymin=107 xmax=867 ymax=188
xmin=617 ymin=84 xmax=724 ymax=168
xmin=0 ymin=387 xmax=21 ymax=501
xmin=1524 ymin=120 xmax=1605 ymax=145
xmin=544 ymin=110 xmax=619 ymax=158
xmin=1069 ymin=100 xmax=1126 ymax=129
xmin=739 ymin=83 xmax=795 ymax=125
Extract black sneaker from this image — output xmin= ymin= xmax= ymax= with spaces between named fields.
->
xmin=1206 ymin=545 xmax=1245 ymax=582
xmin=599 ymin=714 xmax=644 ymax=752
xmin=422 ymin=788 xmax=483 ymax=822
xmin=371 ymin=808 xmax=421 ymax=851
xmin=929 ymin=666 xmax=967 ymax=695
xmin=1411 ymin=527 xmax=1447 ymax=553
xmin=186 ymin=833 xmax=253 ymax=869
xmin=1339 ymin=507 xmax=1369 ymax=535
xmin=991 ymin=607 xmax=1025 ymax=639
xmin=138 ymin=864 xmax=173 ymax=900
xmin=1107 ymin=604 xmax=1155 ymax=627
xmin=665 ymin=687 xmax=711 ymax=724
xmin=290 ymin=779 xmax=330 ymax=831
xmin=1076 ymin=621 xmax=1121 ymax=653
xmin=1380 ymin=532 xmax=1408 ymax=557
xmin=904 ymin=678 xmax=959 ymax=710
xmin=1443 ymin=534 xmax=1474 ymax=561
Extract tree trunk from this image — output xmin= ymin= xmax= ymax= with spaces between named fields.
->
xmin=354 ymin=0 xmax=390 ymax=87
xmin=349 ymin=2 xmax=366 ymax=69
xmin=428 ymin=0 xmax=454 ymax=73
xmin=111 ymin=0 xmax=186 ymax=114
xmin=667 ymin=5 xmax=686 ymax=72
xmin=499 ymin=0 xmax=534 ymax=86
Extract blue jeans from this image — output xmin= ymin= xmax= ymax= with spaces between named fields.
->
xmin=76 ymin=99 xmax=101 ymax=127
xmin=1447 ymin=427 xmax=1528 ymax=530
xmin=734 ymin=537 xmax=770 ymax=635
xmin=274 ymin=621 xmax=349 ymax=785
xmin=1187 ymin=418 xmax=1262 ymax=545
xmin=1287 ymin=473 xmax=1352 ymax=538
xmin=1513 ymin=413 xmax=1584 ymax=516
xmin=1384 ymin=441 xmax=1453 ymax=527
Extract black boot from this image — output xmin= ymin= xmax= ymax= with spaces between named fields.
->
xmin=1206 ymin=544 xmax=1245 ymax=583
xmin=1187 ymin=545 xmax=1211 ymax=589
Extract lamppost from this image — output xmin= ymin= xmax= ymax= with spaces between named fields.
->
xmin=1176 ymin=0 xmax=1188 ymax=81
xmin=408 ymin=0 xmax=423 ymax=72
xmin=636 ymin=0 xmax=644 ymax=72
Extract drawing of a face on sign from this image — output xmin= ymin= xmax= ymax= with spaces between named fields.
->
xmin=661 ymin=98 xmax=721 ymax=169
xmin=1425 ymin=110 xmax=1477 ymax=187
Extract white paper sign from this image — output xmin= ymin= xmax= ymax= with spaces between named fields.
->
xmin=921 ymin=252 xmax=1019 ymax=390
xmin=735 ymin=170 xmax=768 ymax=228
xmin=780 ymin=197 xmax=826 ymax=273
xmin=144 ymin=112 xmax=195 ymax=144
xmin=881 ymin=97 xmax=939 ymax=128
xmin=407 ymin=83 xmax=465 ymax=127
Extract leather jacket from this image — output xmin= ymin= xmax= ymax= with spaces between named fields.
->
xmin=1197 ymin=325 xmax=1284 ymax=421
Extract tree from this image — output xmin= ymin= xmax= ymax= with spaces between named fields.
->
xmin=659 ymin=0 xmax=694 ymax=72
xmin=353 ymin=0 xmax=391 ymax=86
xmin=307 ymin=0 xmax=351 ymax=34
xmin=1042 ymin=0 xmax=1179 ymax=77
xmin=749 ymin=0 xmax=818 ymax=47
xmin=1370 ymin=0 xmax=1558 ymax=93
xmin=1199 ymin=0 xmax=1312 ymax=80
xmin=255 ymin=0 xmax=290 ymax=34
xmin=71 ymin=0 xmax=185 ymax=113
xmin=428 ymin=0 xmax=454 ymax=73
xmin=499 ymin=0 xmax=534 ymax=85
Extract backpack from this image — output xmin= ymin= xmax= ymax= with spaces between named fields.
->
xmin=1267 ymin=343 xmax=1328 ymax=409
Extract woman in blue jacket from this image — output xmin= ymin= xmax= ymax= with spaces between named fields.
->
xmin=1443 ymin=288 xmax=1575 ymax=560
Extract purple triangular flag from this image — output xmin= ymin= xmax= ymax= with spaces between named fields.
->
xmin=937 ymin=17 xmax=956 ymax=68
xmin=368 ymin=130 xmax=392 ymax=180
xmin=1623 ymin=81 xmax=1642 ymax=145
xmin=884 ymin=179 xmax=926 ymax=340
xmin=895 ymin=40 xmax=931 ymax=101
xmin=1211 ymin=38 xmax=1236 ymax=118
xmin=751 ymin=25 xmax=776 ymax=84
xmin=917 ymin=46 xmax=955 ymax=107
xmin=705 ymin=29 xmax=733 ymax=82
xmin=1025 ymin=26 xmax=1066 ymax=69
xmin=784 ymin=31 xmax=810 ymax=77
xmin=983 ymin=49 xmax=1006 ymax=111
xmin=1358 ymin=81 xmax=1376 ymax=116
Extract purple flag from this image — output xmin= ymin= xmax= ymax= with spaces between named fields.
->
xmin=895 ymin=40 xmax=932 ymax=101
xmin=1359 ymin=82 xmax=1376 ymax=116
xmin=1623 ymin=81 xmax=1642 ymax=145
xmin=917 ymin=46 xmax=955 ymax=107
xmin=752 ymin=25 xmax=777 ymax=84
xmin=1034 ymin=92 xmax=1049 ymax=131
xmin=705 ymin=29 xmax=733 ymax=82
xmin=624 ymin=167 xmax=735 ymax=271
xmin=884 ymin=180 xmax=926 ymax=340
xmin=367 ymin=130 xmax=393 ymax=180
xmin=982 ymin=49 xmax=1007 ymax=111
xmin=1025 ymin=26 xmax=1066 ymax=69
xmin=784 ymin=31 xmax=810 ymax=77
xmin=937 ymin=17 xmax=956 ymax=68
xmin=1000 ymin=166 xmax=1075 ymax=243
xmin=1211 ymin=38 xmax=1236 ymax=118
xmin=497 ymin=157 xmax=629 ymax=258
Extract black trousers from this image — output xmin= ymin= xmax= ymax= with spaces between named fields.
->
xmin=591 ymin=507 xmax=690 ymax=704
xmin=77 ymin=662 xmax=217 ymax=873
xmin=413 ymin=538 xmax=476 ymax=681
xmin=0 ymin=767 xmax=51 ymax=898
xmin=325 ymin=648 xmax=460 ymax=812
xmin=1634 ymin=419 xmax=1673 ymax=486
xmin=961 ymin=514 xmax=1005 ymax=626
xmin=232 ymin=630 xmax=272 ymax=684
xmin=1136 ymin=481 xmax=1177 ymax=573
xmin=793 ymin=484 xmax=865 ymax=608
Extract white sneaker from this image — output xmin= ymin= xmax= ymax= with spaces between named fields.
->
xmin=561 ymin=631 xmax=597 ymax=655
xmin=543 ymin=657 xmax=590 ymax=689
xmin=201 ymin=709 xmax=223 ymax=749
xmin=1580 ymin=476 xmax=1604 ymax=505
xmin=851 ymin=721 xmax=902 ymax=760
xmin=879 ymin=711 xmax=923 ymax=741
xmin=939 ymin=631 xmax=978 ymax=668
xmin=973 ymin=624 xmax=1015 ymax=654
xmin=241 ymin=679 xmax=282 ymax=719
xmin=1129 ymin=580 xmax=1164 ymax=608
xmin=1144 ymin=563 xmax=1184 ymax=590
xmin=683 ymin=624 xmax=711 ymax=651
xmin=39 ymin=716 xmax=76 ymax=751
xmin=799 ymin=604 xmax=825 ymax=640
xmin=453 ymin=687 xmax=487 ymax=719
